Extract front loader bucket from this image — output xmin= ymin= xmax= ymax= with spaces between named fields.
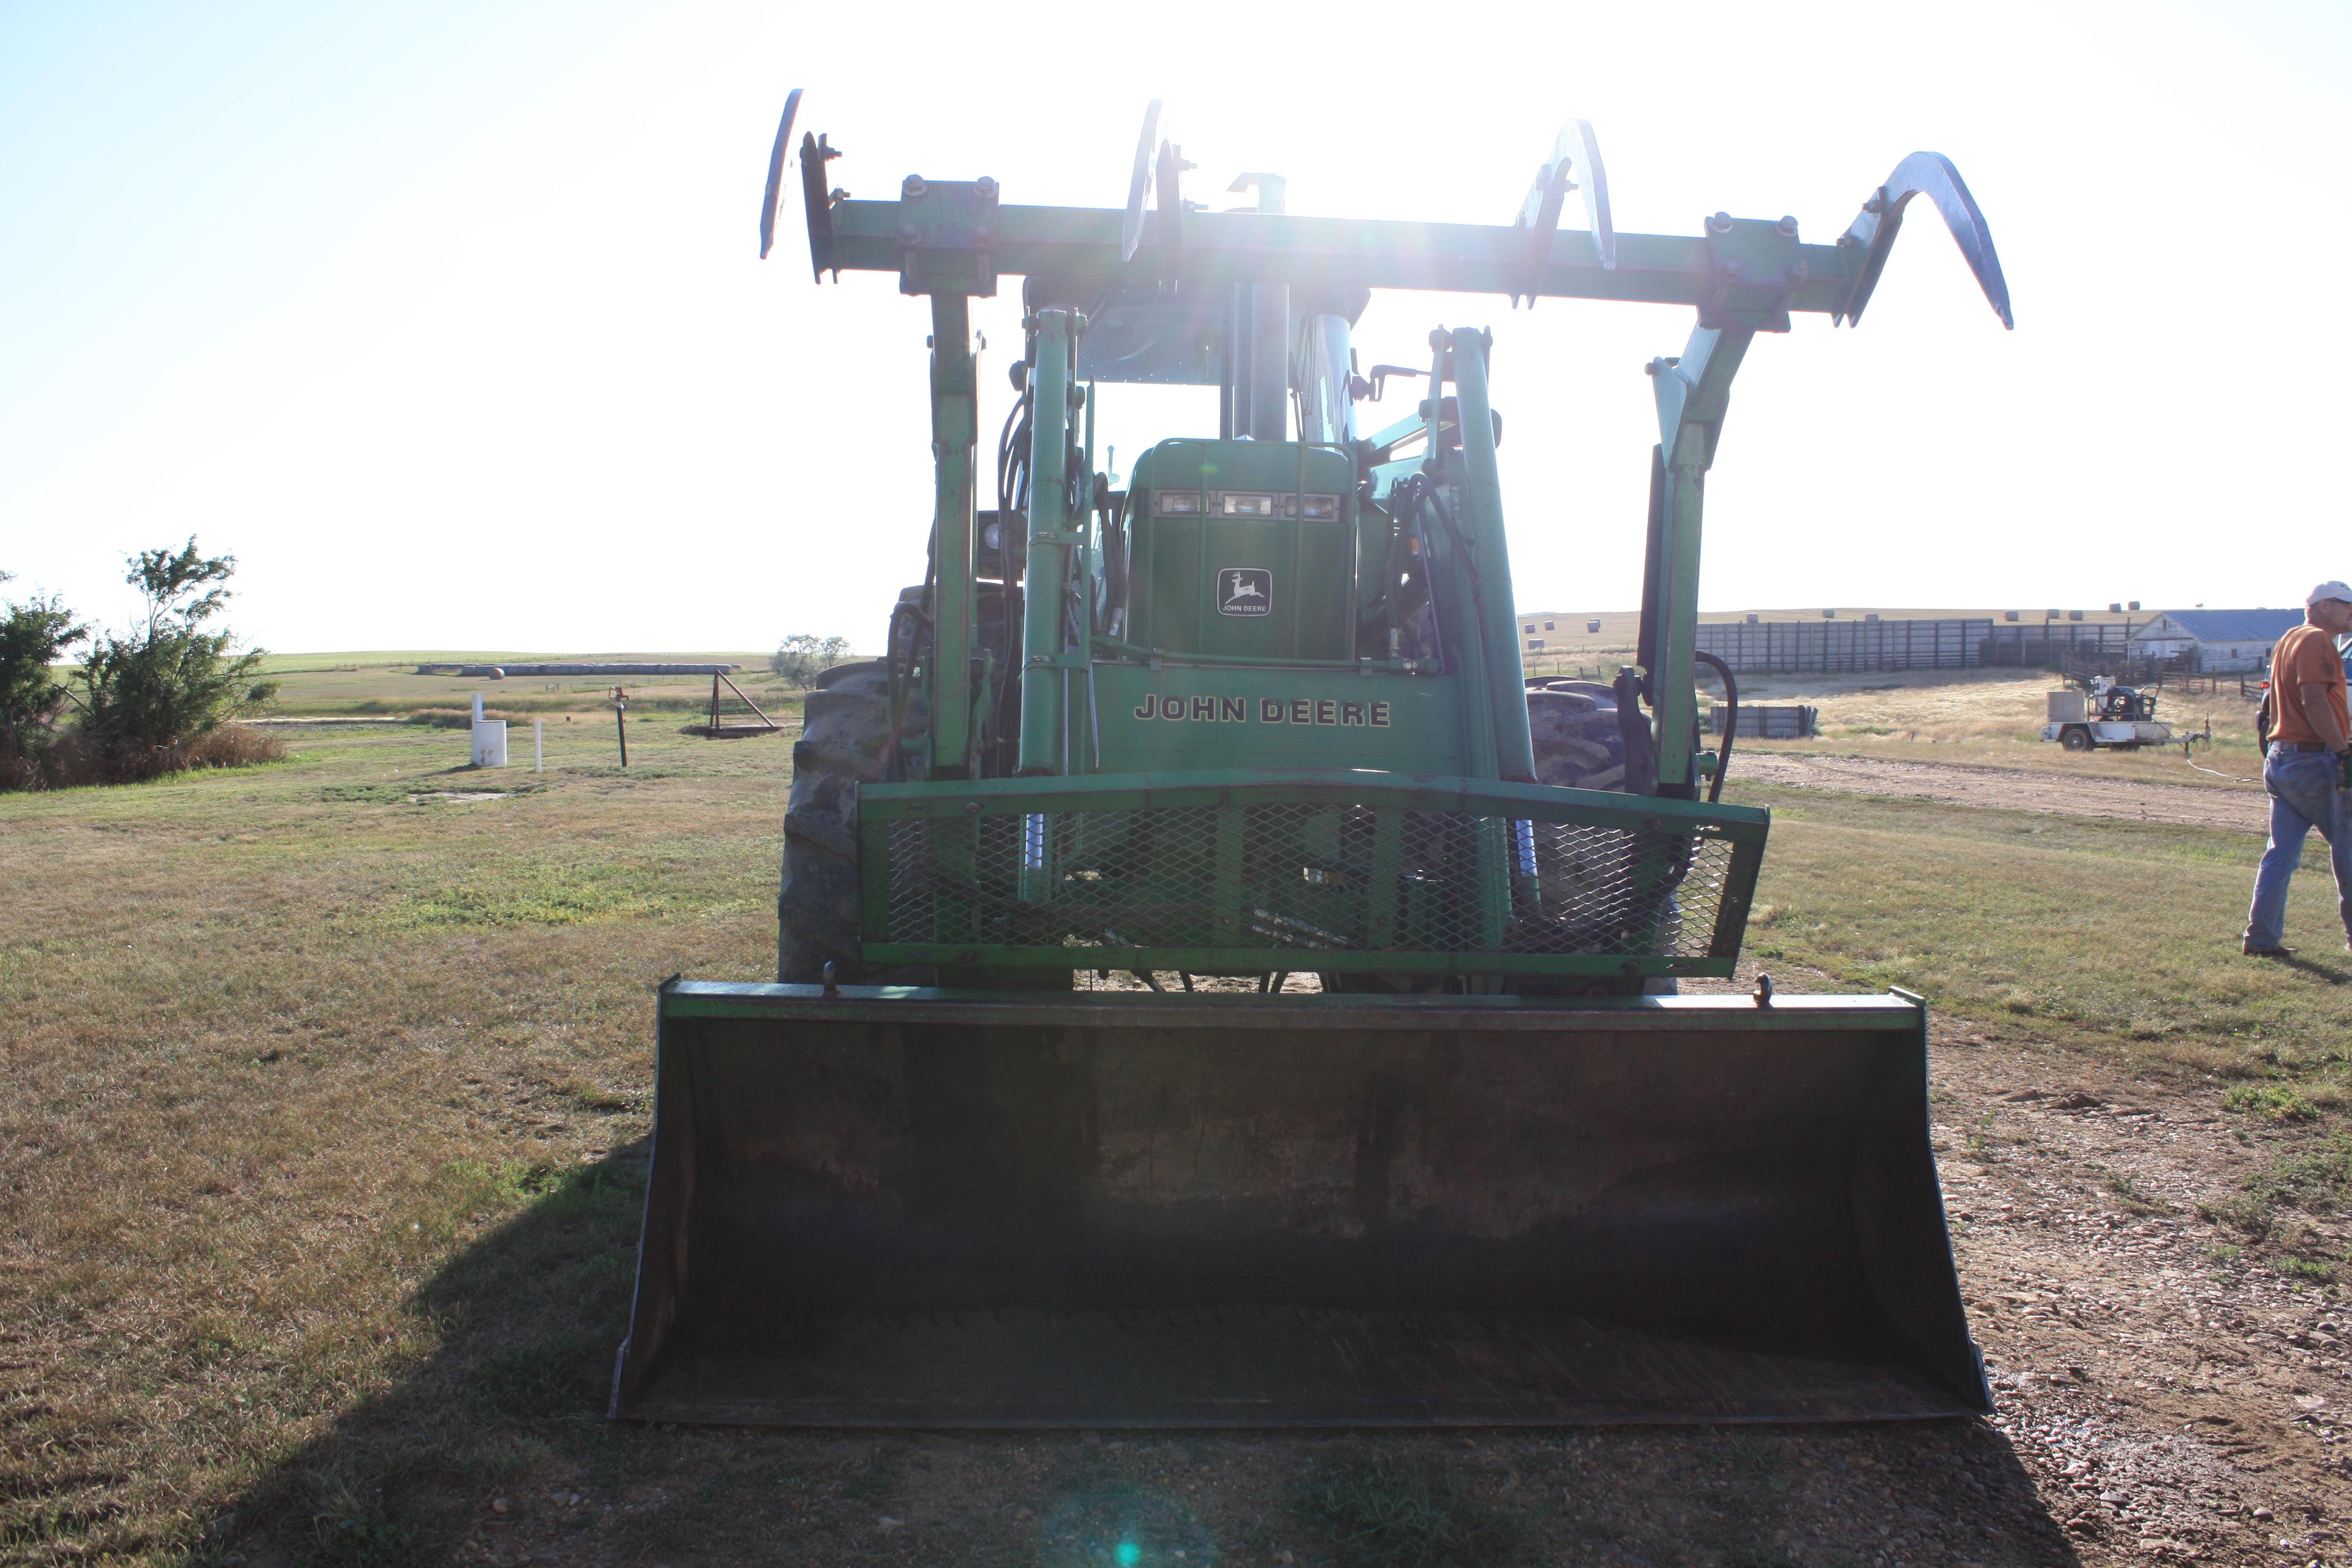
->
xmin=611 ymin=982 xmax=1987 ymax=1427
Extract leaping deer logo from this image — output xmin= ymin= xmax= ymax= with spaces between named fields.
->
xmin=1216 ymin=566 xmax=1272 ymax=615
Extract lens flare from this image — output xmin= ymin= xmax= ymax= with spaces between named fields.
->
xmin=1037 ymin=1487 xmax=1213 ymax=1568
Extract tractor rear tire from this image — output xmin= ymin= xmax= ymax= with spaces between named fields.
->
xmin=1520 ymin=682 xmax=1672 ymax=997
xmin=777 ymin=661 xmax=927 ymax=984
xmin=1526 ymin=684 xmax=1629 ymax=790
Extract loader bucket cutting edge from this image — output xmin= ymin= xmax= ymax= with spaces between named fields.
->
xmin=611 ymin=982 xmax=1988 ymax=1427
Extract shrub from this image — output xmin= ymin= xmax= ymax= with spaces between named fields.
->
xmin=77 ymin=539 xmax=277 ymax=769
xmin=0 ymin=571 xmax=89 ymax=777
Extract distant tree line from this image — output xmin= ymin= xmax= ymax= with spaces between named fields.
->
xmin=770 ymin=633 xmax=853 ymax=688
xmin=0 ymin=539 xmax=282 ymax=791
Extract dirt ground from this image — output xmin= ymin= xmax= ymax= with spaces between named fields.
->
xmin=1733 ymin=753 xmax=2269 ymax=835
xmin=410 ymin=995 xmax=2348 ymax=1568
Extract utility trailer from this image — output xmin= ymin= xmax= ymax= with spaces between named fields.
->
xmin=2043 ymin=678 xmax=2171 ymax=751
xmin=612 ymin=92 xmax=2015 ymax=1428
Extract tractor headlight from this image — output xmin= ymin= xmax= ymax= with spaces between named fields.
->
xmin=1218 ymin=491 xmax=1280 ymax=519
xmin=980 ymin=519 xmax=1002 ymax=552
xmin=1296 ymin=493 xmax=1341 ymax=521
xmin=1155 ymin=491 xmax=1201 ymax=518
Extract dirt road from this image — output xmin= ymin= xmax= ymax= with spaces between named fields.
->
xmin=1930 ymin=1023 xmax=2350 ymax=1566
xmin=1733 ymin=752 xmax=2270 ymax=834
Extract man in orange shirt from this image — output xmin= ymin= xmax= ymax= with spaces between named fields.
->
xmin=2244 ymin=581 xmax=2352 ymax=955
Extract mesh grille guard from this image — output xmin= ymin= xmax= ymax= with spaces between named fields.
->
xmin=858 ymin=771 xmax=1767 ymax=979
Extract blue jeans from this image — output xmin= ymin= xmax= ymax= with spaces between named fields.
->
xmin=2244 ymin=746 xmax=2352 ymax=951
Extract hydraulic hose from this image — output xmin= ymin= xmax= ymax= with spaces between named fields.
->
xmin=1693 ymin=649 xmax=1737 ymax=804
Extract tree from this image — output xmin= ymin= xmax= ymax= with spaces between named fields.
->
xmin=0 ymin=571 xmax=88 ymax=759
xmin=78 ymin=539 xmax=277 ymax=760
xmin=771 ymin=633 xmax=854 ymax=688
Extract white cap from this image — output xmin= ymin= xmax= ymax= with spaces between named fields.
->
xmin=2310 ymin=580 xmax=2352 ymax=606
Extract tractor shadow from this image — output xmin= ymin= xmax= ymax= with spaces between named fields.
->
xmin=210 ymin=1148 xmax=2081 ymax=1567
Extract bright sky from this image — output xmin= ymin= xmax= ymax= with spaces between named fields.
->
xmin=4 ymin=1 xmax=2348 ymax=654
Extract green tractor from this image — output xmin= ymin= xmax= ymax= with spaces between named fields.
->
xmin=612 ymin=95 xmax=2013 ymax=1427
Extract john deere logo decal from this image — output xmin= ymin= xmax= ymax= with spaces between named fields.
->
xmin=1217 ymin=567 xmax=1272 ymax=617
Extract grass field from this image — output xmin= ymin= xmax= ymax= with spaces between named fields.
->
xmin=244 ymin=652 xmax=802 ymax=720
xmin=1740 ymin=784 xmax=2348 ymax=1087
xmin=4 ymin=670 xmax=2345 ymax=1564
xmin=243 ymin=647 xmax=2270 ymax=786
xmin=1517 ymin=655 xmax=2266 ymax=782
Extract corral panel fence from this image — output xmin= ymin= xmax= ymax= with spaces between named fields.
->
xmin=1694 ymin=619 xmax=1991 ymax=674
xmin=1978 ymin=624 xmax=2133 ymax=669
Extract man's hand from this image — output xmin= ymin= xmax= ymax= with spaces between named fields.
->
xmin=2296 ymin=679 xmax=2351 ymax=754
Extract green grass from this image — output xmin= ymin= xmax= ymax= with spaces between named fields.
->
xmin=1744 ymin=784 xmax=2352 ymax=1084
xmin=2198 ymin=1131 xmax=2352 ymax=1279
xmin=2224 ymin=1083 xmax=2320 ymax=1120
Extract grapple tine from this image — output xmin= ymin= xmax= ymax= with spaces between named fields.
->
xmin=756 ymin=88 xmax=804 ymax=260
xmin=1121 ymin=99 xmax=1164 ymax=264
xmin=1834 ymin=151 xmax=2012 ymax=330
xmin=1512 ymin=118 xmax=1615 ymax=305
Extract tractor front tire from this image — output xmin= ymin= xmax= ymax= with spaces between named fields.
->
xmin=777 ymin=662 xmax=925 ymax=984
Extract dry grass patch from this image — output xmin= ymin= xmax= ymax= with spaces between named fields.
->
xmin=1724 ymin=667 xmax=2267 ymax=782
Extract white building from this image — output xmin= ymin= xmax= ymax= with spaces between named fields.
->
xmin=2125 ymin=609 xmax=2304 ymax=673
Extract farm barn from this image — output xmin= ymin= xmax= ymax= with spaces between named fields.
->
xmin=2125 ymin=608 xmax=2302 ymax=672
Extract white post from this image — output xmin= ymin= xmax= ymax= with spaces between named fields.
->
xmin=472 ymin=692 xmax=484 ymax=724
xmin=534 ymin=719 xmax=544 ymax=773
